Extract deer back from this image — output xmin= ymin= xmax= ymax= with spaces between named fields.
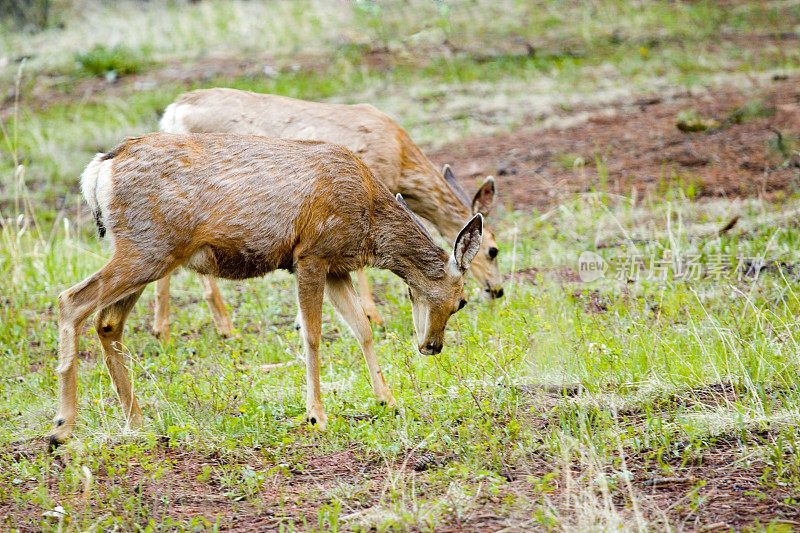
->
xmin=86 ymin=133 xmax=386 ymax=279
xmin=164 ymin=89 xmax=408 ymax=191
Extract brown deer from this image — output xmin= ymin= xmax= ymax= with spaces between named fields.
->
xmin=50 ymin=132 xmax=483 ymax=446
xmin=154 ymin=88 xmax=501 ymax=340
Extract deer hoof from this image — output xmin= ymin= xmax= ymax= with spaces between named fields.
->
xmin=377 ymin=392 xmax=397 ymax=408
xmin=377 ymin=396 xmax=400 ymax=416
xmin=305 ymin=410 xmax=328 ymax=430
xmin=152 ymin=327 xmax=170 ymax=343
xmin=364 ymin=307 xmax=384 ymax=326
xmin=49 ymin=416 xmax=74 ymax=450
xmin=124 ymin=417 xmax=143 ymax=434
xmin=47 ymin=435 xmax=63 ymax=453
xmin=48 ymin=417 xmax=71 ymax=453
xmin=377 ymin=401 xmax=401 ymax=416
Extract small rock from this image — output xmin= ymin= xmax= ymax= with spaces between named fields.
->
xmin=43 ymin=506 xmax=66 ymax=519
xmin=262 ymin=65 xmax=279 ymax=78
xmin=676 ymin=109 xmax=719 ymax=132
xmin=133 ymin=80 xmax=156 ymax=91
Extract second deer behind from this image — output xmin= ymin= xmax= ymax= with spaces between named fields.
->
xmin=154 ymin=88 xmax=502 ymax=340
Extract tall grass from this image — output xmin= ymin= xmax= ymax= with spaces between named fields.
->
xmin=3 ymin=2 xmax=800 ymax=529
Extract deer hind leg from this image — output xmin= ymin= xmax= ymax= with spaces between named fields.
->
xmin=356 ymin=268 xmax=383 ymax=325
xmin=294 ymin=257 xmax=328 ymax=429
xmin=198 ymin=274 xmax=234 ymax=337
xmin=152 ymin=274 xmax=172 ymax=342
xmin=325 ymin=274 xmax=395 ymax=407
xmin=95 ymin=288 xmax=146 ymax=433
xmin=52 ymin=254 xmax=172 ymax=447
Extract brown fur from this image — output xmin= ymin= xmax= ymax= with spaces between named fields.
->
xmin=51 ymin=133 xmax=482 ymax=444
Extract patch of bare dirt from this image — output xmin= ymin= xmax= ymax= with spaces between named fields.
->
xmin=626 ymin=438 xmax=800 ymax=530
xmin=506 ymin=381 xmax=800 ymax=529
xmin=497 ymin=442 xmax=800 ymax=531
xmin=433 ymin=77 xmax=800 ymax=212
xmin=570 ymin=288 xmax=610 ymax=314
xmin=1 ymin=440 xmax=386 ymax=531
xmin=5 ymin=387 xmax=800 ymax=532
xmin=505 ymin=265 xmax=582 ymax=285
xmin=649 ymin=381 xmax=797 ymax=413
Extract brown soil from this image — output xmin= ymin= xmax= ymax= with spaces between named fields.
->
xmin=5 ymin=381 xmax=799 ymax=532
xmin=432 ymin=77 xmax=800 ymax=212
xmin=512 ymin=383 xmax=800 ymax=531
xmin=3 ymin=39 xmax=800 ymax=533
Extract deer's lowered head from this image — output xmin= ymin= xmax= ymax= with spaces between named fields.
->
xmin=392 ymin=194 xmax=483 ymax=355
xmin=441 ymin=165 xmax=503 ymax=300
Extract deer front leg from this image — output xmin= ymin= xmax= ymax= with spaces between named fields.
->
xmin=295 ymin=257 xmax=328 ymax=429
xmin=95 ymin=289 xmax=146 ymax=433
xmin=356 ymin=268 xmax=383 ymax=325
xmin=325 ymin=274 xmax=395 ymax=407
xmin=152 ymin=274 xmax=171 ymax=342
xmin=198 ymin=274 xmax=234 ymax=337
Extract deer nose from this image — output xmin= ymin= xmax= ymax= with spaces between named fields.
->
xmin=425 ymin=342 xmax=442 ymax=355
xmin=485 ymin=284 xmax=504 ymax=299
xmin=488 ymin=247 xmax=498 ymax=259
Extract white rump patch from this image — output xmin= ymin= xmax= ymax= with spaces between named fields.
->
xmin=159 ymin=102 xmax=189 ymax=133
xmin=80 ymin=154 xmax=116 ymax=242
xmin=79 ymin=154 xmax=105 ymax=213
xmin=94 ymin=159 xmax=115 ymax=219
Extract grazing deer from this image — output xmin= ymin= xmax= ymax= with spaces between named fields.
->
xmin=50 ymin=132 xmax=482 ymax=446
xmin=154 ymin=88 xmax=501 ymax=340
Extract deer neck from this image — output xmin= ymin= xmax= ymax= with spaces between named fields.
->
xmin=398 ymin=140 xmax=472 ymax=240
xmin=369 ymin=199 xmax=449 ymax=292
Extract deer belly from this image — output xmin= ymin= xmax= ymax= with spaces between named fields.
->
xmin=185 ymin=244 xmax=287 ymax=280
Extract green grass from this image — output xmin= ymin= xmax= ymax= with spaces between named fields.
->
xmin=4 ymin=0 xmax=800 ymax=530
xmin=4 ymin=0 xmax=799 ymax=81
xmin=3 ymin=0 xmax=800 ymax=211
xmin=75 ymin=44 xmax=154 ymax=78
xmin=4 ymin=190 xmax=800 ymax=529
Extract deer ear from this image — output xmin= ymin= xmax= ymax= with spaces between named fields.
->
xmin=451 ymin=213 xmax=483 ymax=274
xmin=397 ymin=193 xmax=434 ymax=239
xmin=443 ymin=164 xmax=454 ymax=182
xmin=472 ymin=176 xmax=495 ymax=216
xmin=442 ymin=164 xmax=471 ymax=208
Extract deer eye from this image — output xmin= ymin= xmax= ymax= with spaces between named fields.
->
xmin=457 ymin=299 xmax=467 ymax=311
xmin=488 ymin=247 xmax=498 ymax=259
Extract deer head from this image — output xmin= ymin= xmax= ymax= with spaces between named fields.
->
xmin=442 ymin=165 xmax=502 ymax=300
xmin=399 ymin=198 xmax=484 ymax=354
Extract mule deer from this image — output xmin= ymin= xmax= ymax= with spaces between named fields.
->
xmin=155 ymin=88 xmax=501 ymax=339
xmin=51 ymin=133 xmax=482 ymax=446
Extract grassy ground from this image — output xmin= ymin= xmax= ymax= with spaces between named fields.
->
xmin=3 ymin=1 xmax=800 ymax=531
